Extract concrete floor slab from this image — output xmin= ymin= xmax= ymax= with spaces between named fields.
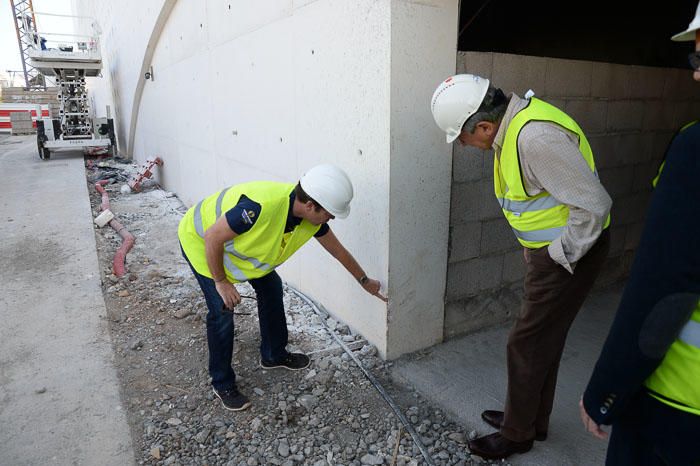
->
xmin=0 ymin=136 xmax=134 ymax=465
xmin=392 ymin=287 xmax=622 ymax=465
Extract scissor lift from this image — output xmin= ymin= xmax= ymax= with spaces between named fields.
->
xmin=22 ymin=12 xmax=116 ymax=160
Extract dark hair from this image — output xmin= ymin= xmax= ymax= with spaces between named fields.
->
xmin=294 ymin=183 xmax=323 ymax=212
xmin=462 ymin=87 xmax=508 ymax=134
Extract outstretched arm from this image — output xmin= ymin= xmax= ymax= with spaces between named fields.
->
xmin=315 ymin=229 xmax=387 ymax=302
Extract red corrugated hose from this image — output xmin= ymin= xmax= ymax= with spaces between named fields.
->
xmin=95 ymin=180 xmax=135 ymax=277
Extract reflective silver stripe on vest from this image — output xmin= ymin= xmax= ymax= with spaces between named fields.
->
xmin=222 ymin=254 xmax=248 ymax=281
xmin=215 ymin=187 xmax=230 ymax=218
xmin=497 ymin=195 xmax=561 ymax=214
xmin=678 ymin=320 xmax=700 ymax=349
xmin=224 ymin=240 xmax=273 ymax=272
xmin=193 ymin=200 xmax=205 ymax=237
xmin=512 ymin=226 xmax=565 ymax=242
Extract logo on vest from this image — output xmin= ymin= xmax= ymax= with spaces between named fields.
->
xmin=241 ymin=210 xmax=256 ymax=225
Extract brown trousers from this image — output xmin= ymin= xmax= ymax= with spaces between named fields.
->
xmin=501 ymin=229 xmax=610 ymax=442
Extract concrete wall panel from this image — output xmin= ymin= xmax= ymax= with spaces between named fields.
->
xmin=447 ymin=51 xmax=700 ymax=338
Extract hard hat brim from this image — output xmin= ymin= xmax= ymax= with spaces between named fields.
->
xmin=672 ymin=17 xmax=700 ymax=41
xmin=671 ymin=30 xmax=697 ymax=41
xmin=327 ymin=204 xmax=350 ymax=219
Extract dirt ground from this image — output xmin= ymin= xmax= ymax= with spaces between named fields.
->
xmin=84 ymin=158 xmax=497 ymax=466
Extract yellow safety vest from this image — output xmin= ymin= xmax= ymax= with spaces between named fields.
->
xmin=645 ymin=305 xmax=700 ymax=416
xmin=494 ymin=98 xmax=610 ymax=248
xmin=177 ymin=181 xmax=320 ymax=282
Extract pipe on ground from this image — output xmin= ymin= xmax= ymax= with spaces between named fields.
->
xmin=95 ymin=180 xmax=135 ymax=277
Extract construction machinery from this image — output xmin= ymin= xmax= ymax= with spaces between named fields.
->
xmin=16 ymin=9 xmax=116 ymax=160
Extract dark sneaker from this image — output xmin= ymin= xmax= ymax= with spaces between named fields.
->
xmin=260 ymin=352 xmax=310 ymax=371
xmin=212 ymin=387 xmax=251 ymax=411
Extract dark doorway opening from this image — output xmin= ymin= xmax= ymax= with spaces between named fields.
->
xmin=458 ymin=0 xmax=697 ymax=69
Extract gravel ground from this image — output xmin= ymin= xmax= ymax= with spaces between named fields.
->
xmin=85 ymin=158 xmax=506 ymax=466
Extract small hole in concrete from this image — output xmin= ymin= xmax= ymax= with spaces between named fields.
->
xmin=280 ymin=137 xmax=283 ymax=142
xmin=311 ymin=50 xmax=314 ymax=55
xmin=358 ymin=149 xmax=363 ymax=156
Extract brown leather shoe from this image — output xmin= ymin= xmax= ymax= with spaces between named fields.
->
xmin=481 ymin=410 xmax=548 ymax=441
xmin=468 ymin=432 xmax=533 ymax=460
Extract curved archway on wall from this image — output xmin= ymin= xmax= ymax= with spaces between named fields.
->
xmin=126 ymin=0 xmax=177 ymax=158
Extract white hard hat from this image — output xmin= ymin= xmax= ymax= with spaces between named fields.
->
xmin=430 ymin=74 xmax=490 ymax=143
xmin=672 ymin=1 xmax=700 ymax=41
xmin=300 ymin=164 xmax=353 ymax=219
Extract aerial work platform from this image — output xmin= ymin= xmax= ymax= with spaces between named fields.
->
xmin=18 ymin=11 xmax=115 ymax=159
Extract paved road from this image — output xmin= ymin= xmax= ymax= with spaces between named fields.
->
xmin=0 ymin=135 xmax=134 ymax=465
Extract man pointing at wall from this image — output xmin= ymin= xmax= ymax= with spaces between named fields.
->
xmin=178 ymin=164 xmax=386 ymax=411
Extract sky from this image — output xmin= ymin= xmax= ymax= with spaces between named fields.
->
xmin=1 ymin=0 xmax=74 ymax=83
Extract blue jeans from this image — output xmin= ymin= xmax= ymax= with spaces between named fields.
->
xmin=181 ymin=246 xmax=288 ymax=391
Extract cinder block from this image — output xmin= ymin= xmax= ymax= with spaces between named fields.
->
xmin=445 ymin=256 xmax=503 ymax=300
xmin=628 ymin=66 xmax=666 ymax=100
xmin=649 ymin=131 xmax=675 ymax=166
xmin=10 ymin=111 xmax=32 ymax=122
xmin=589 ymin=135 xmax=624 ymax=170
xmin=545 ymin=98 xmax=566 ymax=111
xmin=480 ymin=219 xmax=516 ymax=255
xmin=606 ymin=101 xmax=645 ymax=132
xmin=492 ymin=53 xmax=547 ymax=95
xmin=450 ymin=182 xmax=481 ymax=225
xmin=479 ymin=179 xmax=501 ymax=220
xmin=632 ymin=162 xmax=659 ymax=193
xmin=673 ymin=101 xmax=700 ymax=130
xmin=663 ymin=68 xmax=699 ymax=101
xmin=635 ymin=132 xmax=658 ymax=165
xmin=590 ymin=63 xmax=612 ymax=98
xmin=611 ymin=192 xmax=652 ymax=226
xmin=452 ymin=145 xmax=485 ymax=182
xmin=599 ymin=166 xmax=635 ymax=199
xmin=642 ymin=100 xmax=678 ymax=132
xmin=615 ymin=133 xmax=647 ymax=166
xmin=448 ymin=222 xmax=481 ymax=263
xmin=565 ymin=99 xmax=608 ymax=135
xmin=608 ymin=225 xmax=626 ymax=257
xmin=591 ymin=63 xmax=631 ymax=99
xmin=544 ymin=58 xmax=592 ymax=97
xmin=457 ymin=51 xmax=493 ymax=79
xmin=502 ymin=249 xmax=526 ymax=284
xmin=624 ymin=221 xmax=645 ymax=252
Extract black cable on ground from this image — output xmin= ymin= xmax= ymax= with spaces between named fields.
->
xmin=287 ymin=285 xmax=436 ymax=466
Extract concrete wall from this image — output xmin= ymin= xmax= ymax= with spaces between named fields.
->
xmin=71 ymin=0 xmax=168 ymax=159
xmin=445 ymin=51 xmax=700 ymax=339
xmin=387 ymin=1 xmax=458 ymax=357
xmin=76 ymin=0 xmax=458 ymax=359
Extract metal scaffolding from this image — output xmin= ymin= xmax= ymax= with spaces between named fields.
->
xmin=9 ymin=0 xmax=46 ymax=90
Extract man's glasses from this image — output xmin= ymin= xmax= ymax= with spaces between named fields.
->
xmin=689 ymin=51 xmax=700 ymax=71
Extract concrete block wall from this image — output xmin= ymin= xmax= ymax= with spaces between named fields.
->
xmin=1 ymin=87 xmax=58 ymax=105
xmin=445 ymin=51 xmax=700 ymax=338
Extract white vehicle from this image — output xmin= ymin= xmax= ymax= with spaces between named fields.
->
xmin=22 ymin=12 xmax=116 ymax=160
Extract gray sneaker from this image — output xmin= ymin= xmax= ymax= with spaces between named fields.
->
xmin=260 ymin=352 xmax=310 ymax=371
xmin=212 ymin=387 xmax=251 ymax=411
